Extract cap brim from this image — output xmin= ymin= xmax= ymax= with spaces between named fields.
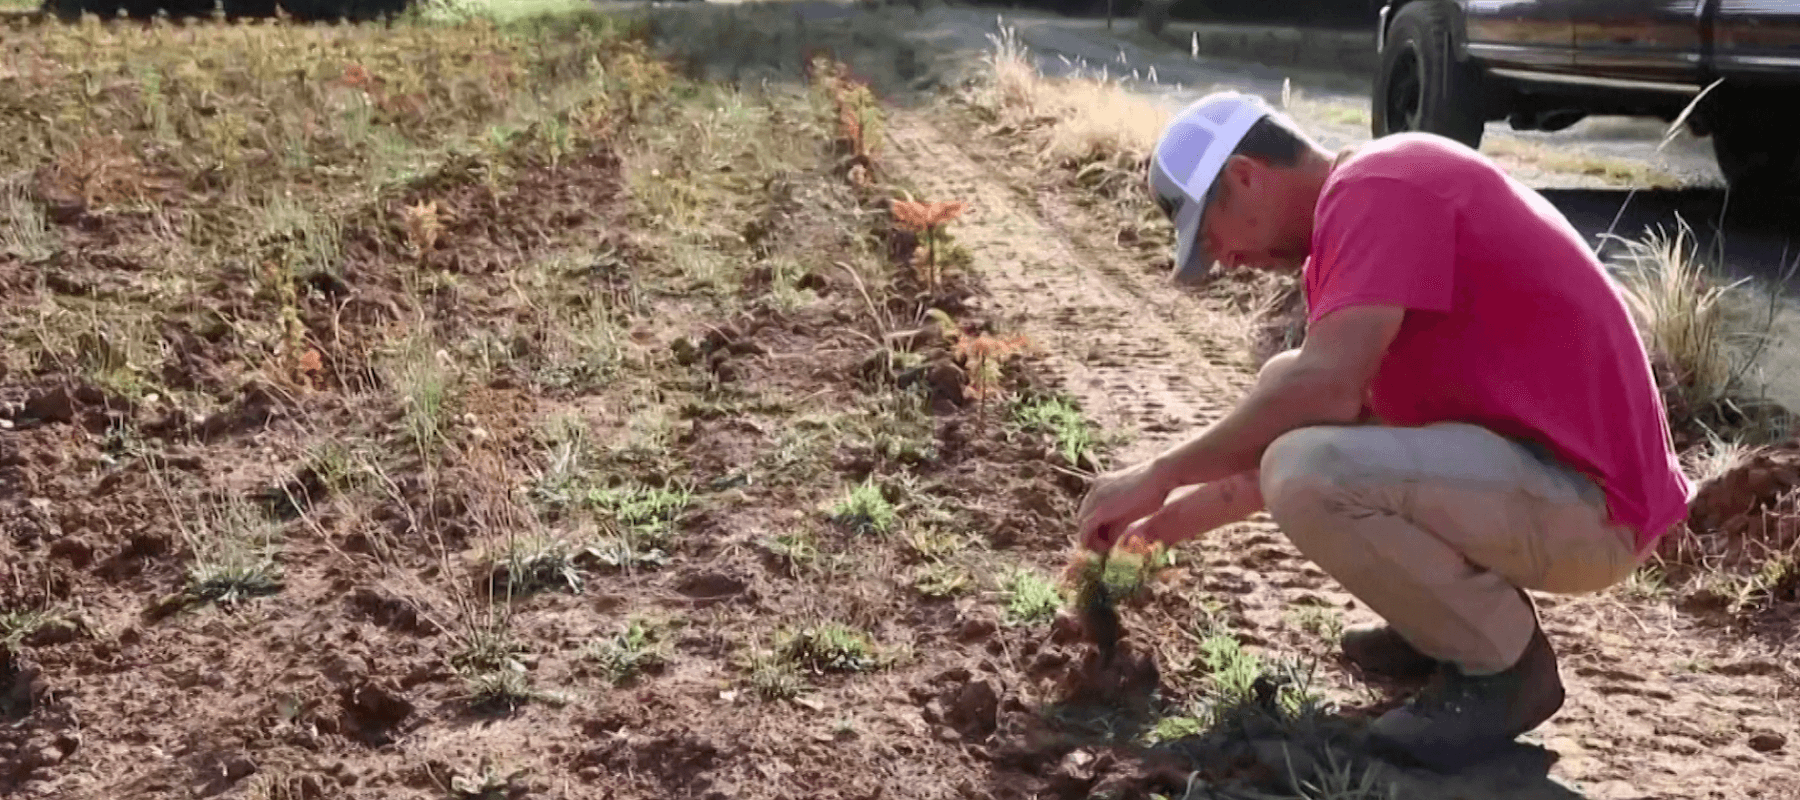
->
xmin=1169 ymin=196 xmax=1213 ymax=284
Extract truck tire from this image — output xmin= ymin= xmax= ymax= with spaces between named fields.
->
xmin=1372 ymin=0 xmax=1486 ymax=149
xmin=1709 ymin=93 xmax=1800 ymax=199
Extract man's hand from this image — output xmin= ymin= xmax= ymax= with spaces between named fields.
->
xmin=1076 ymin=459 xmax=1174 ymax=551
xmin=1108 ymin=473 xmax=1267 ymax=551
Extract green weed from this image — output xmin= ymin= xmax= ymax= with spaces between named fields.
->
xmin=775 ymin=624 xmax=879 ymax=674
xmin=828 ymin=477 xmax=897 ymax=535
xmin=1002 ymin=567 xmax=1062 ymax=625
xmin=1011 ymin=392 xmax=1100 ymax=469
xmin=587 ymin=617 xmax=674 ymax=685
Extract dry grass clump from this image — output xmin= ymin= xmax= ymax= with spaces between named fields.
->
xmin=974 ymin=20 xmax=1168 ymax=175
xmin=1605 ymin=219 xmax=1791 ymax=445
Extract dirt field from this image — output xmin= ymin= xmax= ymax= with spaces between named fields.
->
xmin=1 ymin=3 xmax=1797 ymax=800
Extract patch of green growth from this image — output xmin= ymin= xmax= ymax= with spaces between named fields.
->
xmin=530 ymin=412 xmax=593 ymax=514
xmin=587 ymin=617 xmax=674 ymax=686
xmin=827 ymin=477 xmax=897 ymax=535
xmin=903 ymin=525 xmax=966 ymax=562
xmin=0 ymin=610 xmax=80 ymax=652
xmin=451 ymin=618 xmax=564 ymax=711
xmin=759 ymin=415 xmax=842 ymax=484
xmin=1192 ymin=629 xmax=1265 ymax=706
xmin=1002 ymin=567 xmax=1063 ymax=625
xmin=304 ymin=439 xmax=369 ymax=496
xmin=1285 ymin=603 xmax=1345 ymax=646
xmin=385 ymin=331 xmax=457 ymax=460
xmin=589 ymin=483 xmax=693 ymax=540
xmin=445 ymin=756 xmax=530 ymax=800
xmin=775 ymin=624 xmax=880 ymax=674
xmin=1011 ymin=392 xmax=1101 ymax=469
xmin=1144 ymin=714 xmax=1208 ymax=745
xmin=586 ymin=483 xmax=692 ymax=567
xmin=747 ymin=653 xmax=809 ymax=700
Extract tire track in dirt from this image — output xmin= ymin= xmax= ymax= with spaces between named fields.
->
xmin=882 ymin=109 xmax=1255 ymax=465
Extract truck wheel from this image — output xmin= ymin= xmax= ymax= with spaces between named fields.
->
xmin=1372 ymin=0 xmax=1486 ymax=149
xmin=1710 ymin=95 xmax=1800 ymax=199
xmin=1138 ymin=0 xmax=1171 ymax=36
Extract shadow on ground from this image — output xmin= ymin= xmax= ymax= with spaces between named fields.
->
xmin=982 ymin=643 xmax=1590 ymax=800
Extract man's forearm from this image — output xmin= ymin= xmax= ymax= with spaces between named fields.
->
xmin=1147 ymin=471 xmax=1266 ymax=546
xmin=1149 ymin=363 xmax=1363 ymax=489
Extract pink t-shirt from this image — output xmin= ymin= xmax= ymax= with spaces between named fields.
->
xmin=1304 ymin=132 xmax=1693 ymax=553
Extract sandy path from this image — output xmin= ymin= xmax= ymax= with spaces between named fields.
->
xmin=881 ymin=108 xmax=1256 ymax=465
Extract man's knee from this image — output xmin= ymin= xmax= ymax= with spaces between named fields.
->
xmin=1257 ymin=349 xmax=1301 ymax=385
xmin=1259 ymin=426 xmax=1359 ymax=522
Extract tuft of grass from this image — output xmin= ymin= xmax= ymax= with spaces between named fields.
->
xmin=488 ymin=534 xmax=585 ymax=597
xmin=0 ymin=610 xmax=73 ymax=652
xmin=175 ymin=494 xmax=285 ymax=608
xmin=450 ymin=614 xmax=564 ymax=711
xmin=827 ymin=477 xmax=897 ymax=536
xmin=762 ymin=530 xmax=820 ymax=577
xmin=747 ymin=652 xmax=809 ymax=700
xmin=1191 ymin=628 xmax=1265 ymax=707
xmin=977 ymin=21 xmax=1167 ymax=172
xmin=1285 ymin=604 xmax=1345 ymax=647
xmin=0 ymin=177 xmax=56 ymax=264
xmin=586 ymin=483 xmax=692 ymax=567
xmin=587 ymin=616 xmax=674 ymax=686
xmin=589 ymin=483 xmax=692 ymax=539
xmin=1485 ymin=136 xmax=1680 ymax=188
xmin=1001 ymin=567 xmax=1063 ymax=625
xmin=386 ymin=331 xmax=457 ymax=460
xmin=775 ymin=624 xmax=880 ymax=674
xmin=1606 ymin=220 xmax=1775 ymax=426
xmin=1011 ymin=392 xmax=1101 ymax=469
xmin=529 ymin=412 xmax=593 ymax=513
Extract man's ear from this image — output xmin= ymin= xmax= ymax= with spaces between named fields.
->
xmin=1221 ymin=154 xmax=1257 ymax=192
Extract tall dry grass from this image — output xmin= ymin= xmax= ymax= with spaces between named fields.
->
xmin=1605 ymin=218 xmax=1788 ymax=443
xmin=977 ymin=20 xmax=1168 ymax=171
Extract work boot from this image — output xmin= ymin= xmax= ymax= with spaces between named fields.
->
xmin=1341 ymin=624 xmax=1439 ymax=681
xmin=1366 ymin=625 xmax=1566 ymax=772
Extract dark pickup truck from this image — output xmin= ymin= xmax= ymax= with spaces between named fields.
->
xmin=1372 ymin=0 xmax=1800 ymax=196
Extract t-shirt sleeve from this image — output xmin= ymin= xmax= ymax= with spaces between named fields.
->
xmin=1306 ymin=175 xmax=1456 ymax=325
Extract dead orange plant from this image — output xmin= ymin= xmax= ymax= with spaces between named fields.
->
xmin=890 ymin=198 xmax=968 ymax=289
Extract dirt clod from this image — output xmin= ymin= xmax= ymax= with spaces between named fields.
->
xmin=20 ymin=387 xmax=75 ymax=426
xmin=945 ymin=678 xmax=1000 ymax=739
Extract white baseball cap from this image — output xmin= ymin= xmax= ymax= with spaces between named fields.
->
xmin=1148 ymin=91 xmax=1274 ymax=283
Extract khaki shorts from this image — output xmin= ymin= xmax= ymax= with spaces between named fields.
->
xmin=1259 ymin=422 xmax=1646 ymax=674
